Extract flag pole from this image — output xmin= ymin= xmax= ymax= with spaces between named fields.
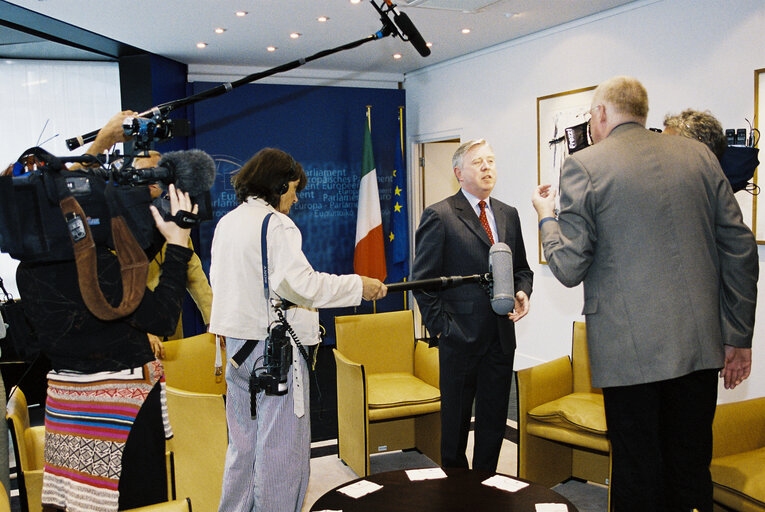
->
xmin=367 ymin=105 xmax=377 ymax=315
xmin=398 ymin=105 xmax=407 ymax=311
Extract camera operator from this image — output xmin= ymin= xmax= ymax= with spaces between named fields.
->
xmin=209 ymin=147 xmax=386 ymax=512
xmin=133 ymin=150 xmax=213 ymax=356
xmin=16 ymin=184 xmax=198 ymax=512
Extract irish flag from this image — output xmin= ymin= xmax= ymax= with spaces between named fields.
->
xmin=354 ymin=110 xmax=387 ymax=281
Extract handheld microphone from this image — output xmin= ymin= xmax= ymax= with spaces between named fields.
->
xmin=488 ymin=243 xmax=514 ymax=315
xmin=373 ymin=1 xmax=431 ymax=57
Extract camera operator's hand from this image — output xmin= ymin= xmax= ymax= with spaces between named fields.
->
xmin=148 ymin=333 xmax=166 ymax=359
xmin=150 ymin=184 xmax=198 ymax=246
xmin=360 ymin=276 xmax=387 ymax=301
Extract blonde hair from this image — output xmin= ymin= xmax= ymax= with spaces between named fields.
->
xmin=452 ymin=139 xmax=490 ymax=169
xmin=594 ymin=76 xmax=649 ymax=119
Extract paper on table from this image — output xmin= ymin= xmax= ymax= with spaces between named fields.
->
xmin=535 ymin=504 xmax=569 ymax=511
xmin=481 ymin=474 xmax=530 ymax=493
xmin=337 ymin=480 xmax=384 ymax=499
xmin=405 ymin=468 xmax=448 ymax=481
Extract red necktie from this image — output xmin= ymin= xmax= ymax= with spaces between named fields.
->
xmin=478 ymin=200 xmax=495 ymax=244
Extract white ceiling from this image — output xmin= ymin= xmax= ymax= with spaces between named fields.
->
xmin=4 ymin=0 xmax=639 ymax=78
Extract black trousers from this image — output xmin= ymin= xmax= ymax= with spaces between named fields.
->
xmin=118 ymin=383 xmax=168 ymax=510
xmin=438 ymin=335 xmax=514 ymax=471
xmin=602 ymin=369 xmax=719 ymax=512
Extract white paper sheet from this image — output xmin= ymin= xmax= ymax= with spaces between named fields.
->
xmin=337 ymin=480 xmax=384 ymax=499
xmin=535 ymin=504 xmax=569 ymax=511
xmin=405 ymin=468 xmax=448 ymax=481
xmin=481 ymin=474 xmax=530 ymax=493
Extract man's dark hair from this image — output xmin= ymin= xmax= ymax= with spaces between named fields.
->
xmin=232 ymin=148 xmax=307 ymax=206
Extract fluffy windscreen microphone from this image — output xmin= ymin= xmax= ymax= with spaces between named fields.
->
xmin=489 ymin=242 xmax=515 ymax=315
xmin=158 ymin=149 xmax=216 ymax=197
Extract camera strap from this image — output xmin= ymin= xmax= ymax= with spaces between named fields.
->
xmin=58 ymin=177 xmax=149 ymax=321
xmin=260 ymin=213 xmax=311 ymax=366
xmin=229 ymin=212 xmax=275 ymax=369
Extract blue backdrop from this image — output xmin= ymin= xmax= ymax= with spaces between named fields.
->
xmin=187 ymin=82 xmax=407 ymax=344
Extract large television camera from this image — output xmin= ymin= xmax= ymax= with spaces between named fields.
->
xmin=0 ymin=146 xmax=215 ymax=264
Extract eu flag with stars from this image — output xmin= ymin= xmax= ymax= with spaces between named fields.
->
xmin=387 ymin=115 xmax=409 ymax=283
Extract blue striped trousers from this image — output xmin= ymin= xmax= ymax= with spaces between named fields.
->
xmin=218 ymin=338 xmax=311 ymax=512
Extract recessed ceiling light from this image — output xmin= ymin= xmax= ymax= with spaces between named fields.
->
xmin=235 ymin=11 xmax=247 ymax=17
xmin=290 ymin=32 xmax=301 ymax=39
xmin=461 ymin=28 xmax=471 ymax=34
xmin=317 ymin=16 xmax=329 ymax=22
xmin=393 ymin=53 xmax=402 ymax=60
xmin=350 ymin=0 xmax=361 ymax=4
xmin=197 ymin=42 xmax=208 ymax=48
xmin=214 ymin=28 xmax=226 ymax=34
xmin=267 ymin=46 xmax=277 ymax=52
xmin=426 ymin=42 xmax=433 ymax=48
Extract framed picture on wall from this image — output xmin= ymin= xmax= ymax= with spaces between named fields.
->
xmin=752 ymin=67 xmax=764 ymax=243
xmin=536 ymin=85 xmax=596 ymax=264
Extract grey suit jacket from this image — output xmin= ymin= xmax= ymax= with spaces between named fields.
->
xmin=412 ymin=190 xmax=534 ymax=354
xmin=541 ymin=122 xmax=758 ymax=387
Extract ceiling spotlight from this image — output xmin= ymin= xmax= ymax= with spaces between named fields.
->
xmin=196 ymin=42 xmax=208 ymax=49
xmin=461 ymin=28 xmax=471 ymax=34
xmin=426 ymin=42 xmax=433 ymax=48
xmin=267 ymin=46 xmax=277 ymax=52
xmin=235 ymin=11 xmax=247 ymax=17
xmin=214 ymin=28 xmax=226 ymax=34
xmin=290 ymin=32 xmax=301 ymax=39
xmin=317 ymin=16 xmax=329 ymax=22
xmin=350 ymin=0 xmax=361 ymax=4
xmin=393 ymin=53 xmax=402 ymax=60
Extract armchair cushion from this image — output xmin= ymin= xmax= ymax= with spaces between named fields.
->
xmin=710 ymin=446 xmax=765 ymax=508
xmin=367 ymin=373 xmax=440 ymax=408
xmin=528 ymin=392 xmax=607 ymax=435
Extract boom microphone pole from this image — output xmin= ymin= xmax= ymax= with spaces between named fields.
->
xmin=67 ymin=0 xmax=430 ymax=151
xmin=386 ymin=243 xmax=516 ymax=315
xmin=386 ymin=275 xmax=487 ymax=293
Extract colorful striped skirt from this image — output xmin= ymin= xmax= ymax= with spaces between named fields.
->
xmin=42 ymin=360 xmax=172 ymax=512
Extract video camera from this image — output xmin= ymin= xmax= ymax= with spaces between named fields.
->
xmin=250 ymin=321 xmax=293 ymax=398
xmin=0 ymin=146 xmax=215 ymax=264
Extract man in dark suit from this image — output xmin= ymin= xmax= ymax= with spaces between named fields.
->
xmin=412 ymin=139 xmax=534 ymax=471
xmin=532 ymin=76 xmax=757 ymax=512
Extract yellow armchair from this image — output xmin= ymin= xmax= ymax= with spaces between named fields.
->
xmin=165 ymin=386 xmax=227 ymax=512
xmin=162 ymin=332 xmax=226 ymax=395
xmin=711 ymin=397 xmax=765 ymax=512
xmin=334 ymin=310 xmax=441 ymax=476
xmin=517 ymin=321 xmax=611 ymax=507
xmin=6 ymin=387 xmax=44 ymax=512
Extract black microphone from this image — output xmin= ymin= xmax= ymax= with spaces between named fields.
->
xmin=488 ymin=243 xmax=514 ymax=315
xmin=375 ymin=1 xmax=431 ymax=57
xmin=392 ymin=9 xmax=431 ymax=57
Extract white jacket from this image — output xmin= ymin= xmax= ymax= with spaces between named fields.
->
xmin=209 ymin=197 xmax=362 ymax=345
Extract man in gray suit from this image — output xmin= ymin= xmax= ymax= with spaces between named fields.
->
xmin=532 ymin=76 xmax=758 ymax=512
xmin=413 ymin=139 xmax=534 ymax=471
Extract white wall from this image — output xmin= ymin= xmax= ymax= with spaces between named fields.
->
xmin=403 ymin=0 xmax=765 ymax=403
xmin=0 ymin=60 xmax=121 ymax=298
